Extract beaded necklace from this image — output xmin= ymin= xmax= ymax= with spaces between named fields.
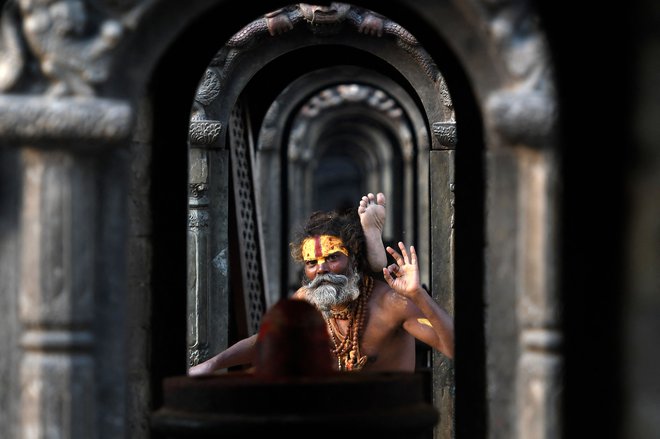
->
xmin=325 ymin=275 xmax=373 ymax=371
xmin=329 ymin=304 xmax=353 ymax=320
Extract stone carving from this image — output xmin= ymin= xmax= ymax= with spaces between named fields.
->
xmin=298 ymin=3 xmax=439 ymax=81
xmin=194 ymin=69 xmax=221 ymax=106
xmin=190 ymin=3 xmax=443 ymax=122
xmin=0 ymin=0 xmax=135 ymax=96
xmin=299 ymin=2 xmax=350 ymax=35
xmin=187 ymin=209 xmax=209 ymax=230
xmin=189 ymin=69 xmax=223 ymax=136
xmin=189 ymin=120 xmax=223 ymax=146
xmin=188 ymin=183 xmax=209 ymax=205
xmin=482 ymin=0 xmax=557 ymax=147
xmin=188 ymin=346 xmax=209 ymax=367
xmin=0 ymin=94 xmax=133 ymax=143
xmin=0 ymin=1 xmax=26 ymax=91
xmin=432 ymin=122 xmax=458 ymax=149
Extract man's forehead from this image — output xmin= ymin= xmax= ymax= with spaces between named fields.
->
xmin=302 ymin=235 xmax=348 ymax=261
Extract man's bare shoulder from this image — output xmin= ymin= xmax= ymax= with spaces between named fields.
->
xmin=369 ymin=278 xmax=409 ymax=311
xmin=370 ymin=278 xmax=390 ymax=295
xmin=291 ymin=288 xmax=306 ymax=300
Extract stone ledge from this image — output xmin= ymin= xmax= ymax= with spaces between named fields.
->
xmin=0 ymin=95 xmax=134 ymax=148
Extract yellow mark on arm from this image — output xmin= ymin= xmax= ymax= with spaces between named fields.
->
xmin=417 ymin=318 xmax=432 ymax=328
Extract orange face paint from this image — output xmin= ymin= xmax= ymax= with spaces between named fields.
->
xmin=302 ymin=235 xmax=349 ymax=263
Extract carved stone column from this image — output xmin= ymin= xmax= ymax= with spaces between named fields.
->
xmin=187 ymin=120 xmax=229 ymax=366
xmin=430 ymin=148 xmax=455 ymax=439
xmin=19 ymin=148 xmax=97 ymax=439
xmin=3 ymin=94 xmax=133 ymax=439
xmin=515 ymin=148 xmax=562 ymax=439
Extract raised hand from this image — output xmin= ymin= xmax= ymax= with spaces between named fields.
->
xmin=383 ymin=242 xmax=421 ymax=298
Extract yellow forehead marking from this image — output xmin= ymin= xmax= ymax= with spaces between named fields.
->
xmin=302 ymin=235 xmax=348 ymax=262
xmin=417 ymin=318 xmax=433 ymax=328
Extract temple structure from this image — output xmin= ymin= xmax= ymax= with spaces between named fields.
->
xmin=0 ymin=1 xmax=657 ymax=438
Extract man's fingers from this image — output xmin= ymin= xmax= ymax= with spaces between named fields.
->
xmin=389 ymin=242 xmax=419 ymax=267
xmin=387 ymin=263 xmax=400 ymax=278
xmin=398 ymin=241 xmax=410 ymax=263
xmin=382 ymin=267 xmax=395 ymax=283
xmin=386 ymin=246 xmax=403 ymax=262
xmin=389 ymin=244 xmax=414 ymax=267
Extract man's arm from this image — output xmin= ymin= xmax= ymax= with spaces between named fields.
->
xmin=400 ymin=286 xmax=455 ymax=359
xmin=188 ymin=334 xmax=258 ymax=376
xmin=382 ymin=242 xmax=454 ymax=359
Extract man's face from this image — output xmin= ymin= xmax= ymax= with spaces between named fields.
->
xmin=300 ymin=235 xmax=361 ymax=313
xmin=301 ymin=235 xmax=349 ymax=280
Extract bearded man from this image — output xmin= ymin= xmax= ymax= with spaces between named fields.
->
xmin=188 ymin=193 xmax=454 ymax=375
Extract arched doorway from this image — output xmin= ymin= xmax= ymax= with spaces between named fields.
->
xmin=186 ymin=3 xmax=456 ymax=437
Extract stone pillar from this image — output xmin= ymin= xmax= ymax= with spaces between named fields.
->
xmin=430 ymin=147 xmax=455 ymax=439
xmin=187 ymin=119 xmax=230 ymax=367
xmin=19 ymin=149 xmax=97 ymax=439
xmin=515 ymin=148 xmax=562 ymax=439
xmin=1 ymin=95 xmax=133 ymax=439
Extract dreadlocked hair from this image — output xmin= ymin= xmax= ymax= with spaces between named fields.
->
xmin=290 ymin=207 xmax=367 ymax=273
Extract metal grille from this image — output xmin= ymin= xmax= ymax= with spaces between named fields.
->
xmin=228 ymin=101 xmax=266 ymax=335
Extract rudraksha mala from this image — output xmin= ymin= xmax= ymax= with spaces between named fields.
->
xmin=325 ymin=275 xmax=373 ymax=371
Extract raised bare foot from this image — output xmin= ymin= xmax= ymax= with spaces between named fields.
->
xmin=358 ymin=192 xmax=387 ymax=271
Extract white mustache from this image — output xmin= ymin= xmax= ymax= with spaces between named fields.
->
xmin=303 ymin=271 xmax=362 ymax=316
xmin=307 ymin=273 xmax=349 ymax=289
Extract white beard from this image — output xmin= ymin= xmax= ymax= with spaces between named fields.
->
xmin=301 ymin=269 xmax=362 ymax=317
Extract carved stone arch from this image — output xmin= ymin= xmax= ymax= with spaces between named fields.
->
xmin=187 ymin=3 xmax=457 ymax=437
xmin=189 ymin=2 xmax=455 ymax=148
xmin=188 ymin=2 xmax=455 ymax=328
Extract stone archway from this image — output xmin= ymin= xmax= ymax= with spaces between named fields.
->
xmin=186 ymin=3 xmax=457 ymax=437
xmin=0 ymin=1 xmax=564 ymax=438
